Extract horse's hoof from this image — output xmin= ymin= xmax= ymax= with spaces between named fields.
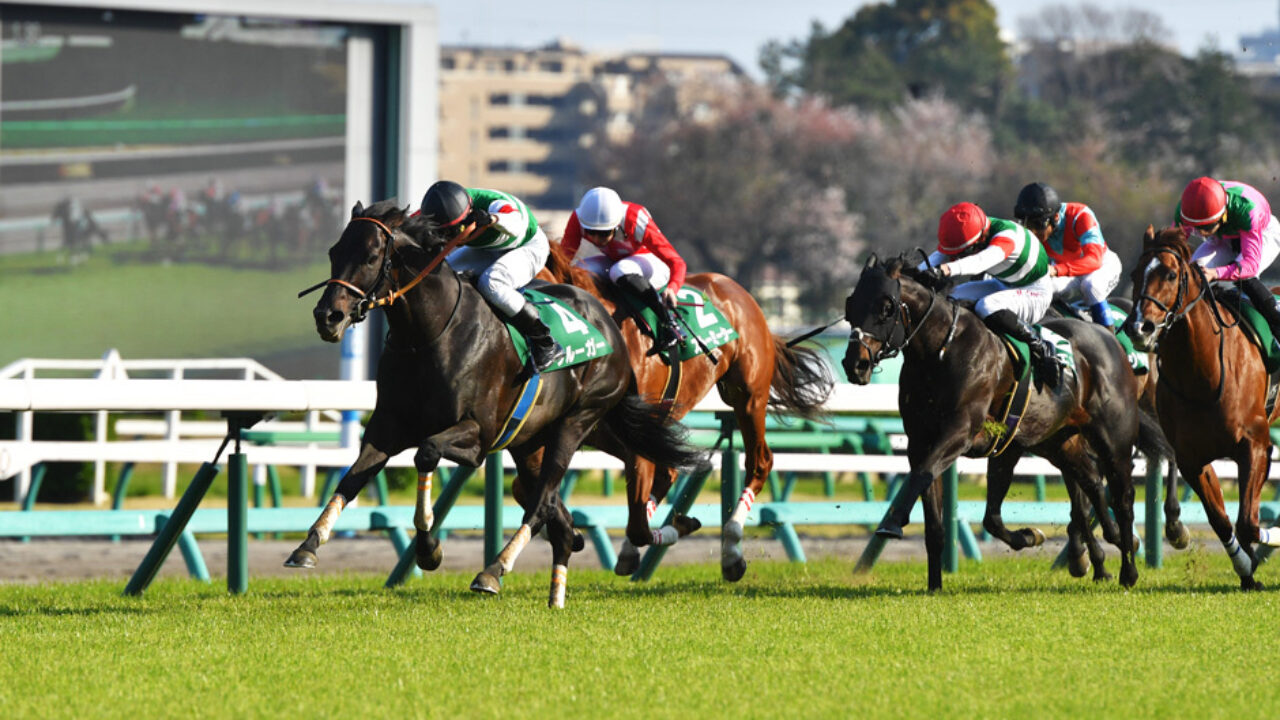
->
xmin=1167 ymin=523 xmax=1190 ymax=550
xmin=1026 ymin=528 xmax=1047 ymax=547
xmin=470 ymin=572 xmax=501 ymax=595
xmin=875 ymin=521 xmax=904 ymax=540
xmin=415 ymin=536 xmax=443 ymax=572
xmin=1092 ymin=570 xmax=1113 ymax=583
xmin=673 ymin=513 xmax=702 ymax=537
xmin=571 ymin=531 xmax=586 ymax=553
xmin=613 ymin=549 xmax=640 ymax=577
xmin=283 ymin=550 xmax=316 ymax=569
xmin=722 ymin=557 xmax=747 ymax=583
xmin=1120 ymin=566 xmax=1139 ymax=588
xmin=1067 ymin=551 xmax=1089 ymax=578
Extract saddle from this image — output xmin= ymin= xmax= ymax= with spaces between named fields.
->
xmin=1208 ymin=285 xmax=1280 ymax=416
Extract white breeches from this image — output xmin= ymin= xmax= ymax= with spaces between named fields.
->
xmin=1050 ymin=249 xmax=1122 ymax=306
xmin=576 ymin=251 xmax=671 ymax=290
xmin=949 ymin=276 xmax=1055 ymax=324
xmin=447 ymin=228 xmax=550 ymax=317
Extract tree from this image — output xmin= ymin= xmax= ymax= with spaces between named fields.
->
xmin=764 ymin=0 xmax=1012 ymax=115
xmin=589 ymin=83 xmax=863 ymax=313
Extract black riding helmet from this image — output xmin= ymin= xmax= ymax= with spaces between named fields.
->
xmin=1014 ymin=182 xmax=1061 ymax=227
xmin=420 ymin=180 xmax=472 ymax=228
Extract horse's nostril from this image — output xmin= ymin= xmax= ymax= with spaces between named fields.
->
xmin=327 ymin=309 xmax=344 ymax=325
xmin=1139 ymin=320 xmax=1155 ymax=335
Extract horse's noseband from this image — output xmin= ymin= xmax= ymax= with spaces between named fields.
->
xmin=1136 ymin=247 xmax=1208 ymax=342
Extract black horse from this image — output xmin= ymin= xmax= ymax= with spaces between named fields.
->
xmin=50 ymin=197 xmax=108 ymax=260
xmin=284 ymin=200 xmax=704 ymax=607
xmin=842 ymin=254 xmax=1141 ymax=591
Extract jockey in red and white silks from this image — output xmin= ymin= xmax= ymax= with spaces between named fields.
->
xmin=562 ymin=187 xmax=688 ymax=350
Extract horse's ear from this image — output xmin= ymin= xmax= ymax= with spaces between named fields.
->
xmin=1143 ymin=224 xmax=1156 ymax=245
xmin=351 ymin=201 xmax=364 ymax=218
xmin=866 ymin=254 xmax=879 ymax=269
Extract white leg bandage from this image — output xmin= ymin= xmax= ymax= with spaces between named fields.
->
xmin=729 ymin=487 xmax=755 ymax=527
xmin=413 ymin=473 xmax=434 ymax=533
xmin=496 ymin=524 xmax=533 ymax=574
xmin=1223 ymin=533 xmax=1253 ymax=578
xmin=645 ymin=496 xmax=657 ymax=521
xmin=1258 ymin=526 xmax=1280 ymax=547
xmin=312 ymin=494 xmax=347 ymax=545
xmin=548 ymin=563 xmax=567 ymax=609
xmin=650 ymin=525 xmax=679 ymax=546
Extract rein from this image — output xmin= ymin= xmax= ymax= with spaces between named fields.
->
xmin=850 ymin=278 xmax=939 ymax=374
xmin=298 ymin=216 xmax=469 ymax=323
xmin=1139 ymin=246 xmax=1229 ymax=403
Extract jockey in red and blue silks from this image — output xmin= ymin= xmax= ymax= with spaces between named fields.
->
xmin=562 ymin=186 xmax=688 ymax=351
xmin=1014 ymin=182 xmax=1123 ymax=330
xmin=1175 ymin=177 xmax=1280 ymax=335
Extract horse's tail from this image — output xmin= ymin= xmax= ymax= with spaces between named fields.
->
xmin=1136 ymin=405 xmax=1173 ymax=464
xmin=768 ymin=337 xmax=835 ymax=422
xmin=603 ymin=393 xmax=709 ymax=472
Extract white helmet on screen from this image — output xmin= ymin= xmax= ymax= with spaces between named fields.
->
xmin=576 ymin=187 xmax=624 ymax=231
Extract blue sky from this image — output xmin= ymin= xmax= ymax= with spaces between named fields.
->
xmin=398 ymin=0 xmax=1279 ymax=77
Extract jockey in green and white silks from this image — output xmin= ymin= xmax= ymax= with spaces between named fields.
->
xmin=419 ymin=180 xmax=563 ymax=372
xmin=921 ymin=201 xmax=1062 ymax=387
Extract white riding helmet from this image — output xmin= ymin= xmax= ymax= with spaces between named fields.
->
xmin=576 ymin=187 xmax=625 ymax=231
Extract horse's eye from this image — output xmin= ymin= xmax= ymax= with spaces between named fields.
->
xmin=1162 ymin=268 xmax=1176 ymax=282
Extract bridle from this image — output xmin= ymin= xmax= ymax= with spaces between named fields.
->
xmin=298 ymin=216 xmax=469 ymax=324
xmin=847 ymin=276 xmax=940 ymax=373
xmin=1136 ymin=244 xmax=1235 ymax=402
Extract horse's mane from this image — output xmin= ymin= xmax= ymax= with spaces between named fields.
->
xmin=545 ymin=240 xmax=614 ymax=295
xmin=878 ymin=252 xmax=947 ymax=292
xmin=1146 ymin=225 xmax=1193 ymax=260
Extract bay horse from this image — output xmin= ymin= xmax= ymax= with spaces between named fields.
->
xmin=1125 ymin=225 xmax=1280 ymax=590
xmin=283 ymin=200 xmax=705 ymax=607
xmin=843 ymin=254 xmax=1141 ymax=590
xmin=542 ymin=243 xmax=834 ymax=581
xmin=1048 ymin=297 xmax=1189 ymax=554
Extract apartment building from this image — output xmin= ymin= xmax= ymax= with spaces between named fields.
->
xmin=438 ymin=39 xmax=744 ymax=211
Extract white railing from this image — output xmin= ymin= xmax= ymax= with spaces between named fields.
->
xmin=0 ymin=351 xmax=342 ymax=502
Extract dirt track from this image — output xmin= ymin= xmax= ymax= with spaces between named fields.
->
xmin=0 ymin=532 xmax=1072 ymax=585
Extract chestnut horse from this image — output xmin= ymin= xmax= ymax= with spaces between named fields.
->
xmin=284 ymin=201 xmax=704 ymax=607
xmin=1125 ymin=225 xmax=1280 ymax=590
xmin=542 ymin=242 xmax=834 ymax=581
xmin=843 ymin=254 xmax=1141 ymax=590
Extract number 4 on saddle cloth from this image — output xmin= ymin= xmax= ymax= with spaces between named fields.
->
xmin=618 ymin=285 xmax=739 ymax=361
xmin=504 ymin=288 xmax=614 ymax=373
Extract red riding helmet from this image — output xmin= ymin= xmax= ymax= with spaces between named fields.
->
xmin=1179 ymin=177 xmax=1227 ymax=227
xmin=937 ymin=202 xmax=990 ymax=255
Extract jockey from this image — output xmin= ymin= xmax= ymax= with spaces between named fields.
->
xmin=922 ymin=202 xmax=1061 ymax=387
xmin=561 ymin=187 xmax=688 ymax=352
xmin=1176 ymin=176 xmax=1280 ymax=335
xmin=1014 ymin=182 xmax=1123 ymax=330
xmin=418 ymin=180 xmax=564 ymax=373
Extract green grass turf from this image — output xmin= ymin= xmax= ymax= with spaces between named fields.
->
xmin=0 ymin=244 xmax=328 ymax=366
xmin=2 ymin=553 xmax=1279 ymax=719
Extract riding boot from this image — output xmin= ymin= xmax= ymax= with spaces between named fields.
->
xmin=983 ymin=310 xmax=1060 ymax=389
xmin=1088 ymin=301 xmax=1115 ymax=330
xmin=1241 ymin=276 xmax=1280 ymax=338
xmin=616 ymin=274 xmax=683 ymax=352
xmin=510 ymin=303 xmax=564 ymax=373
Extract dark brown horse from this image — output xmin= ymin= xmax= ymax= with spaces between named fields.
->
xmin=843 ymin=254 xmax=1141 ymax=590
xmin=1049 ymin=297 xmax=1189 ymax=553
xmin=1124 ymin=225 xmax=1280 ymax=590
xmin=542 ymin=243 xmax=834 ymax=581
xmin=284 ymin=201 xmax=704 ymax=607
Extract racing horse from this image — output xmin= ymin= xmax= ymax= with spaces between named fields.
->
xmin=1125 ymin=225 xmax=1280 ymax=590
xmin=283 ymin=200 xmax=704 ymax=607
xmin=843 ymin=254 xmax=1141 ymax=591
xmin=1048 ymin=297 xmax=1190 ymax=558
xmin=542 ymin=243 xmax=834 ymax=581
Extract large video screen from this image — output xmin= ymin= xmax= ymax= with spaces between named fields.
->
xmin=0 ymin=7 xmax=348 ymax=377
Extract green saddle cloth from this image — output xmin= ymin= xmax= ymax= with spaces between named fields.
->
xmin=505 ymin=288 xmax=613 ymax=372
xmin=1000 ymin=326 xmax=1077 ymax=385
xmin=620 ymin=285 xmax=738 ymax=361
xmin=1230 ymin=294 xmax=1280 ymax=374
